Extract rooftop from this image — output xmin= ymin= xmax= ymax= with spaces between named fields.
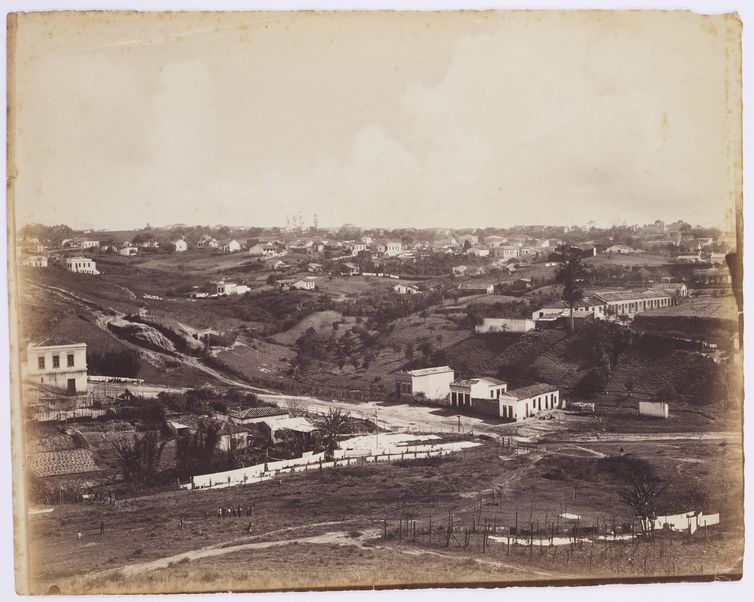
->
xmin=29 ymin=337 xmax=85 ymax=349
xmin=228 ymin=406 xmax=289 ymax=420
xmin=452 ymin=376 xmax=507 ymax=387
xmin=593 ymin=289 xmax=673 ymax=303
xmin=504 ymin=382 xmax=559 ymax=400
xmin=28 ymin=449 xmax=99 ymax=478
xmin=402 ymin=366 xmax=454 ymax=377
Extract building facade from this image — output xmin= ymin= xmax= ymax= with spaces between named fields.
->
xmin=498 ymin=383 xmax=560 ymax=421
xmin=25 ymin=341 xmax=88 ymax=395
xmin=395 ymin=366 xmax=455 ymax=401
xmin=449 ymin=377 xmax=508 ymax=411
xmin=66 ymin=256 xmax=100 ymax=274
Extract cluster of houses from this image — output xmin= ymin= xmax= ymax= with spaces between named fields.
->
xmin=394 ymin=366 xmax=561 ymax=422
xmin=166 ymin=405 xmax=319 ymax=451
xmin=473 ymin=285 xmax=689 ymax=335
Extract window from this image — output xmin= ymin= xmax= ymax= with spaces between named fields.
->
xmin=52 ymin=355 xmax=60 ymax=368
xmin=37 ymin=356 xmax=45 ymax=370
xmin=67 ymin=354 xmax=74 ymax=368
xmin=490 ymin=390 xmax=494 ymax=398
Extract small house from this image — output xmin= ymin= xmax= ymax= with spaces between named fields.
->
xmin=394 ymin=283 xmax=421 ymax=295
xmin=219 ymin=239 xmax=242 ymax=253
xmin=395 ymin=366 xmax=454 ymax=401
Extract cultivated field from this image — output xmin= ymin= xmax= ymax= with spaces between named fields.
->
xmin=27 ymin=436 xmax=742 ymax=594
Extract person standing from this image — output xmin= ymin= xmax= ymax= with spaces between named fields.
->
xmin=99 ymin=520 xmax=104 ymax=535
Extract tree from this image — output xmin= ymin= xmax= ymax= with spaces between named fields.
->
xmin=619 ymin=471 xmax=669 ymax=536
xmin=624 ymin=376 xmax=635 ymax=398
xmin=418 ymin=339 xmax=433 ymax=359
xmin=175 ymin=421 xmax=222 ymax=479
xmin=113 ymin=431 xmax=166 ymax=483
xmin=554 ymin=245 xmax=588 ymax=332
xmin=320 ymin=408 xmax=351 ymax=457
xmin=404 ymin=342 xmax=415 ymax=361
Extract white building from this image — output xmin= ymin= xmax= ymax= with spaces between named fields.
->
xmin=395 ymin=366 xmax=454 ymax=401
xmin=66 ymin=256 xmax=100 ymax=275
xmin=394 ymin=283 xmax=420 ymax=295
xmin=214 ymin=280 xmax=251 ymax=295
xmin=466 ymin=246 xmax=490 ymax=258
xmin=220 ymin=239 xmax=242 ymax=253
xmin=79 ymin=240 xmax=100 ymax=249
xmin=197 ymin=235 xmax=219 ymax=249
xmin=22 ymin=256 xmax=48 ymax=268
xmin=291 ymin=277 xmax=317 ymax=290
xmin=119 ymin=246 xmax=138 ymax=256
xmin=639 ymin=400 xmax=669 ymax=419
xmin=592 ymin=289 xmax=674 ymax=316
xmin=493 ymin=246 xmax=521 ymax=259
xmin=341 ymin=262 xmax=360 ymax=275
xmin=25 ymin=340 xmax=88 ymax=395
xmin=605 ymin=244 xmax=634 ymax=254
xmin=498 ymin=383 xmax=560 ymax=422
xmin=384 ymin=241 xmax=403 ymax=256
xmin=346 ymin=242 xmax=369 ymax=256
xmin=173 ymin=239 xmax=188 ymax=252
xmin=449 ymin=377 xmax=508 ymax=410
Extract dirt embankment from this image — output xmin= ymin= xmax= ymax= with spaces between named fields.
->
xmin=106 ymin=319 xmax=178 ymax=355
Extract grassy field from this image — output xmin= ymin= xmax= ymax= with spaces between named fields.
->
xmin=27 ymin=438 xmax=742 ymax=594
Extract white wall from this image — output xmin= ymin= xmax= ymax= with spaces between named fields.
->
xmin=25 ymin=344 xmax=88 ymax=394
xmin=639 ymin=401 xmax=669 ymax=418
xmin=476 ymin=318 xmax=536 ymax=333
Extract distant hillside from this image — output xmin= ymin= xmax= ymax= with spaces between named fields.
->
xmin=443 ymin=328 xmax=728 ymax=403
xmin=632 ymin=297 xmax=739 ymax=345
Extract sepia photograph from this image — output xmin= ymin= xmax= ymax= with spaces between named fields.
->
xmin=3 ymin=3 xmax=748 ymax=596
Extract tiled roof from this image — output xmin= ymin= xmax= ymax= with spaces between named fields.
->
xmin=505 ymin=382 xmax=559 ymax=400
xmin=29 ymin=449 xmax=99 ymax=478
xmin=229 ymin=406 xmax=288 ymax=420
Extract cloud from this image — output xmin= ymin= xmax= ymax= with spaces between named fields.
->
xmin=13 ymin=12 xmax=738 ymax=230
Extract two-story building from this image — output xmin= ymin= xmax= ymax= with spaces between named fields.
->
xmin=25 ymin=339 xmax=88 ymax=395
xmin=66 ymin=256 xmax=100 ymax=275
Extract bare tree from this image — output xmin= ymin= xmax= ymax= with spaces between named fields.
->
xmin=619 ymin=471 xmax=670 ymax=536
xmin=285 ymin=398 xmax=307 ymax=417
xmin=321 ymin=408 xmax=351 ymax=456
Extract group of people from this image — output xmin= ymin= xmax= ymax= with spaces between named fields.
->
xmin=217 ymin=505 xmax=253 ymax=518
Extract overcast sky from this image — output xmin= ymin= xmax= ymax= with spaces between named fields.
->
xmin=11 ymin=11 xmax=741 ymax=231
